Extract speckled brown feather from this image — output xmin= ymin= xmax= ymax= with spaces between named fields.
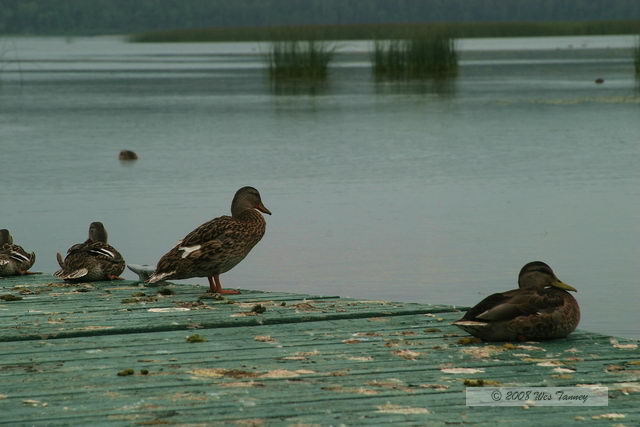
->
xmin=153 ymin=209 xmax=266 ymax=280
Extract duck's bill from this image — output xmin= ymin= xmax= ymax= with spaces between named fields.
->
xmin=552 ymin=280 xmax=577 ymax=292
xmin=257 ymin=202 xmax=272 ymax=215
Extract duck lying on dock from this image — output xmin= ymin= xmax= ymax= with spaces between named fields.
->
xmin=0 ymin=229 xmax=36 ymax=276
xmin=453 ymin=261 xmax=580 ymax=341
xmin=55 ymin=222 xmax=125 ymax=281
xmin=145 ymin=186 xmax=271 ymax=294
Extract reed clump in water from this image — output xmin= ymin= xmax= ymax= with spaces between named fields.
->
xmin=267 ymin=40 xmax=336 ymax=81
xmin=372 ymin=34 xmax=458 ymax=80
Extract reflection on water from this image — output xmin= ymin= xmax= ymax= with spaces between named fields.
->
xmin=269 ymin=77 xmax=330 ymax=96
xmin=1 ymin=35 xmax=639 ymax=339
xmin=374 ymin=76 xmax=457 ymax=97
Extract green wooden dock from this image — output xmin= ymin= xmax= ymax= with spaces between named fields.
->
xmin=1 ymin=275 xmax=638 ymax=426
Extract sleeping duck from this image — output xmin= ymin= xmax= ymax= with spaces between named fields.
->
xmin=453 ymin=261 xmax=580 ymax=341
xmin=55 ymin=222 xmax=125 ymax=282
xmin=0 ymin=229 xmax=36 ymax=276
xmin=146 ymin=186 xmax=271 ymax=294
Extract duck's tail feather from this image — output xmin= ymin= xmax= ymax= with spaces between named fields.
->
xmin=147 ymin=270 xmax=174 ymax=284
xmin=452 ymin=320 xmax=488 ymax=336
xmin=55 ymin=268 xmax=88 ymax=280
xmin=127 ymin=264 xmax=157 ymax=282
xmin=56 ymin=252 xmax=65 ymax=268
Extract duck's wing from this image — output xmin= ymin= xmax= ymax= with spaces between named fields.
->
xmin=66 ymin=241 xmax=90 ymax=256
xmin=179 ymin=216 xmax=235 ymax=247
xmin=166 ymin=216 xmax=248 ymax=262
xmin=6 ymin=244 xmax=36 ymax=270
xmin=462 ymin=288 xmax=565 ymax=323
xmin=86 ymin=242 xmax=124 ymax=264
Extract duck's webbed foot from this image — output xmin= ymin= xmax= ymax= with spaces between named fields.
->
xmin=208 ymin=275 xmax=241 ymax=294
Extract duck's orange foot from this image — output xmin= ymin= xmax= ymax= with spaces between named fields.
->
xmin=21 ymin=271 xmax=39 ymax=275
xmin=108 ymin=275 xmax=124 ymax=280
xmin=218 ymin=289 xmax=240 ymax=295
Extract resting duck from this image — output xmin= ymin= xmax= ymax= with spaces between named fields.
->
xmin=0 ymin=229 xmax=36 ymax=276
xmin=147 ymin=186 xmax=271 ymax=294
xmin=453 ymin=261 xmax=580 ymax=341
xmin=55 ymin=222 xmax=125 ymax=282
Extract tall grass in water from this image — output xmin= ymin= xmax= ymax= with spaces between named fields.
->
xmin=372 ymin=34 xmax=458 ymax=80
xmin=267 ymin=40 xmax=335 ymax=81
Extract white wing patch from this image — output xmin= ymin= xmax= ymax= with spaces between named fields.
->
xmin=89 ymin=248 xmax=116 ymax=258
xmin=179 ymin=245 xmax=201 ymax=259
xmin=10 ymin=251 xmax=30 ymax=262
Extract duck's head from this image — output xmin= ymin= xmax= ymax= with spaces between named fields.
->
xmin=88 ymin=222 xmax=108 ymax=243
xmin=518 ymin=261 xmax=577 ymax=292
xmin=0 ymin=229 xmax=13 ymax=245
xmin=231 ymin=187 xmax=272 ymax=217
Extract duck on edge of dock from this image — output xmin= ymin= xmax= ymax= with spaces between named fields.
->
xmin=453 ymin=261 xmax=580 ymax=341
xmin=55 ymin=222 xmax=125 ymax=282
xmin=0 ymin=229 xmax=36 ymax=276
xmin=138 ymin=186 xmax=271 ymax=294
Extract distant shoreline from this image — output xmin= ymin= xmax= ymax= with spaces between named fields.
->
xmin=129 ymin=20 xmax=640 ymax=43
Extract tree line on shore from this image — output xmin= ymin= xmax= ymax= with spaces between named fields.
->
xmin=1 ymin=0 xmax=640 ymax=35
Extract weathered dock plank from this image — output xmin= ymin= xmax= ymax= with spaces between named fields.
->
xmin=1 ymin=274 xmax=638 ymax=425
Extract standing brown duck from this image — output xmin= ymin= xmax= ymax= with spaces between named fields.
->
xmin=0 ymin=229 xmax=36 ymax=276
xmin=453 ymin=261 xmax=580 ymax=341
xmin=55 ymin=222 xmax=125 ymax=282
xmin=147 ymin=187 xmax=271 ymax=294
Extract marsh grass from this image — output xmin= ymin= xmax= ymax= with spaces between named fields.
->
xmin=372 ymin=35 xmax=458 ymax=80
xmin=266 ymin=40 xmax=336 ymax=81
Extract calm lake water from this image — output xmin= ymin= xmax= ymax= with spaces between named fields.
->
xmin=1 ymin=35 xmax=638 ymax=339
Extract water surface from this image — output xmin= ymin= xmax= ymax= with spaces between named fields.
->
xmin=1 ymin=35 xmax=638 ymax=339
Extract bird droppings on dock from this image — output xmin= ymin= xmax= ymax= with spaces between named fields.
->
xmin=1 ymin=274 xmax=638 ymax=425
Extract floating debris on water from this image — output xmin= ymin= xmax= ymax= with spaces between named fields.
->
xmin=118 ymin=150 xmax=138 ymax=161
